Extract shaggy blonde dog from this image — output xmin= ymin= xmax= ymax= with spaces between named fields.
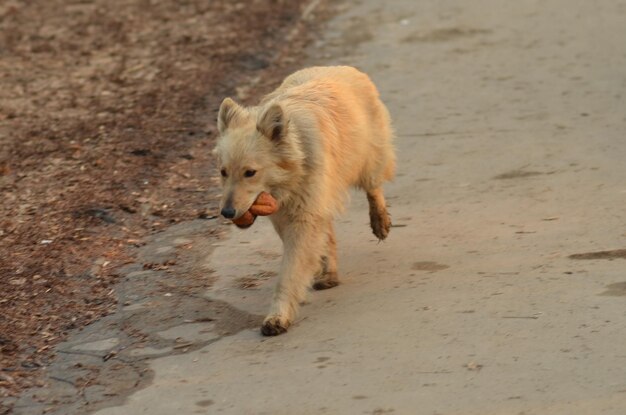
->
xmin=214 ymin=66 xmax=395 ymax=335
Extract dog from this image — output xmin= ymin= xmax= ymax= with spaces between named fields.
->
xmin=214 ymin=66 xmax=395 ymax=336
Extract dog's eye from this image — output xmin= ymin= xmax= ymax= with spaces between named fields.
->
xmin=220 ymin=169 xmax=227 ymax=177
xmin=244 ymin=169 xmax=256 ymax=178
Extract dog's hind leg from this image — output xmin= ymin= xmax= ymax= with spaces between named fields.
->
xmin=262 ymin=219 xmax=326 ymax=336
xmin=366 ymin=187 xmax=392 ymax=241
xmin=313 ymin=221 xmax=339 ymax=290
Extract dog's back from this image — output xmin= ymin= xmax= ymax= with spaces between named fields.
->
xmin=261 ymin=66 xmax=395 ymax=216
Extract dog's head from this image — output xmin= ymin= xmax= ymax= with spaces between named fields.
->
xmin=213 ymin=97 xmax=288 ymax=220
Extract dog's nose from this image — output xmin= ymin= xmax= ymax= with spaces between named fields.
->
xmin=221 ymin=206 xmax=236 ymax=219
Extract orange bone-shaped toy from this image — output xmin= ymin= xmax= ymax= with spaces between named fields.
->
xmin=232 ymin=192 xmax=278 ymax=228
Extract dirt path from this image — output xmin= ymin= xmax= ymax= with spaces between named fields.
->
xmin=0 ymin=0 xmax=327 ymax=412
xmin=7 ymin=0 xmax=626 ymax=414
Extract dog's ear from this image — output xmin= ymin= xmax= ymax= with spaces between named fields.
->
xmin=217 ymin=97 xmax=242 ymax=134
xmin=257 ymin=104 xmax=286 ymax=142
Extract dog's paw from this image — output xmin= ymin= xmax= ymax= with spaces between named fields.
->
xmin=313 ymin=272 xmax=339 ymax=290
xmin=370 ymin=209 xmax=391 ymax=240
xmin=261 ymin=315 xmax=290 ymax=336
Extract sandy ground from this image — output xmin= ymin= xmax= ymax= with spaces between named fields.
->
xmin=11 ymin=0 xmax=626 ymax=414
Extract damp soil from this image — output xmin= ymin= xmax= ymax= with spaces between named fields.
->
xmin=411 ymin=261 xmax=450 ymax=272
xmin=569 ymin=249 xmax=626 ymax=260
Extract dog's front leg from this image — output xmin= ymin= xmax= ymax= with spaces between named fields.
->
xmin=262 ymin=220 xmax=324 ymax=336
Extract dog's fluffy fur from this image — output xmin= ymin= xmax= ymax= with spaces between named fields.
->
xmin=214 ymin=66 xmax=395 ymax=335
